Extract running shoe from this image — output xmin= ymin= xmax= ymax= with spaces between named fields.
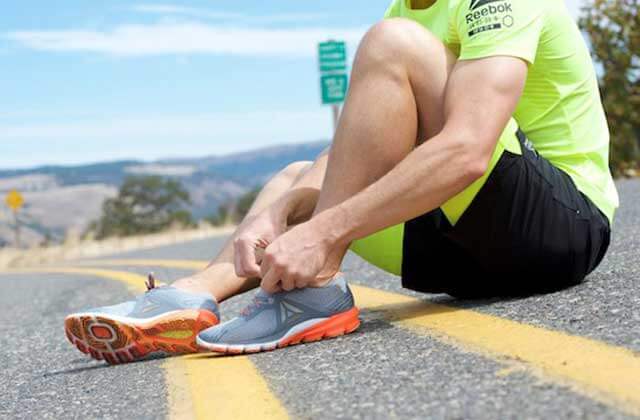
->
xmin=64 ymin=274 xmax=219 ymax=364
xmin=196 ymin=274 xmax=360 ymax=354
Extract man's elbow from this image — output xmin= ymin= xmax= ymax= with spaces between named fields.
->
xmin=465 ymin=152 xmax=491 ymax=181
xmin=456 ymin=135 xmax=495 ymax=183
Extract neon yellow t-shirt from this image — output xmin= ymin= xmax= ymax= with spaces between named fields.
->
xmin=384 ymin=0 xmax=619 ymax=224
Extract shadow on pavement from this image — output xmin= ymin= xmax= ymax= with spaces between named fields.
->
xmin=362 ymin=294 xmax=532 ymax=324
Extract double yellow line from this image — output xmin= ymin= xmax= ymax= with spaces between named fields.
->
xmin=8 ymin=259 xmax=640 ymax=418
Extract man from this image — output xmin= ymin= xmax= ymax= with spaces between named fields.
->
xmin=65 ymin=0 xmax=618 ymax=363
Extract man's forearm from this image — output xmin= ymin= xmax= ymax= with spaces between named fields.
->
xmin=315 ymin=131 xmax=490 ymax=245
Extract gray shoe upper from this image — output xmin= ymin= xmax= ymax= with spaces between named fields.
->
xmin=85 ymin=286 xmax=220 ymax=320
xmin=198 ymin=275 xmax=354 ymax=345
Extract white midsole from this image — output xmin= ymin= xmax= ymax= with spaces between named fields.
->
xmin=196 ymin=317 xmax=330 ymax=352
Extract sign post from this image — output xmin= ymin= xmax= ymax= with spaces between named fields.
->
xmin=318 ymin=40 xmax=348 ymax=133
xmin=5 ymin=190 xmax=24 ymax=247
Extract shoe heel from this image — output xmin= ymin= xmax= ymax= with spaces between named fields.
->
xmin=280 ymin=307 xmax=360 ymax=346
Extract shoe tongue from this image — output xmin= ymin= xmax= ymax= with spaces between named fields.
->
xmin=144 ymin=285 xmax=170 ymax=297
xmin=137 ymin=285 xmax=175 ymax=307
xmin=255 ymin=288 xmax=272 ymax=299
xmin=240 ymin=289 xmax=272 ymax=317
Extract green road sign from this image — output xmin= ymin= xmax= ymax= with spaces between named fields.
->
xmin=319 ymin=41 xmax=347 ymax=72
xmin=319 ymin=40 xmax=348 ymax=105
xmin=321 ymin=74 xmax=348 ymax=104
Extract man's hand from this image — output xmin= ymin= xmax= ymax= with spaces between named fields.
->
xmin=259 ymin=219 xmax=336 ymax=293
xmin=233 ymin=205 xmax=288 ymax=278
xmin=233 ymin=187 xmax=323 ymax=279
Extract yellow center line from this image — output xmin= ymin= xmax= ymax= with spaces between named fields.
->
xmin=3 ymin=267 xmax=288 ymax=420
xmin=352 ymin=285 xmax=640 ymax=416
xmin=66 ymin=258 xmax=640 ymax=416
xmin=71 ymin=259 xmax=207 ymax=271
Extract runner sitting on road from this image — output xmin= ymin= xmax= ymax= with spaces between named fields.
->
xmin=65 ymin=0 xmax=618 ymax=363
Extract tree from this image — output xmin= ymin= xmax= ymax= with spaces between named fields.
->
xmin=92 ymin=176 xmax=194 ymax=239
xmin=579 ymin=0 xmax=640 ymax=175
xmin=206 ymin=187 xmax=261 ymax=226
xmin=205 ymin=203 xmax=231 ymax=226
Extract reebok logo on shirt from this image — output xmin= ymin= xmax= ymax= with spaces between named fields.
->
xmin=466 ymin=0 xmax=513 ymax=37
xmin=466 ymin=2 xmax=512 ymax=24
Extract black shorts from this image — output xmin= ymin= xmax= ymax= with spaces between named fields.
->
xmin=401 ymin=129 xmax=612 ymax=298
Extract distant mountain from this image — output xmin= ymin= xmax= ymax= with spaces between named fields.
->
xmin=166 ymin=141 xmax=329 ymax=185
xmin=0 ymin=160 xmax=140 ymax=187
xmin=0 ymin=140 xmax=329 ymax=247
xmin=0 ymin=140 xmax=329 ymax=188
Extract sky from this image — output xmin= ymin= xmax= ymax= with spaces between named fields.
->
xmin=1 ymin=0 xmax=585 ymax=170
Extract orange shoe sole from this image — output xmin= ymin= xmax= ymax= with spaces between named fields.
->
xmin=64 ymin=309 xmax=219 ymax=364
xmin=197 ymin=307 xmax=360 ymax=355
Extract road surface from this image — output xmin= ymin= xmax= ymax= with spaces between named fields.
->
xmin=1 ymin=179 xmax=639 ymax=419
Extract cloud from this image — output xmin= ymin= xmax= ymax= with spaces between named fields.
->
xmin=0 ymin=109 xmax=334 ymax=168
xmin=0 ymin=109 xmax=331 ymax=154
xmin=6 ymin=22 xmax=366 ymax=57
xmin=133 ymin=4 xmax=215 ymax=15
xmin=131 ymin=4 xmax=325 ymax=23
xmin=130 ymin=4 xmax=242 ymax=20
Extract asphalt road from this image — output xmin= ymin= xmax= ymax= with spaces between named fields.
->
xmin=1 ymin=179 xmax=639 ymax=419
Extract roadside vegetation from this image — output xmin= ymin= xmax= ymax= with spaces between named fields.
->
xmin=87 ymin=176 xmax=194 ymax=239
xmin=580 ymin=0 xmax=640 ymax=176
xmin=205 ymin=187 xmax=261 ymax=226
xmin=85 ymin=176 xmax=260 ymax=240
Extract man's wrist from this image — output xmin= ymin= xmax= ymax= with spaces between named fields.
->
xmin=310 ymin=204 xmax=355 ymax=247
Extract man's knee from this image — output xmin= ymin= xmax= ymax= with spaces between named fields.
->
xmin=356 ymin=18 xmax=443 ymax=72
xmin=279 ymin=161 xmax=313 ymax=184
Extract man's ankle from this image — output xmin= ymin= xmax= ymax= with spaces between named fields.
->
xmin=172 ymin=276 xmax=219 ymax=302
xmin=308 ymin=271 xmax=344 ymax=288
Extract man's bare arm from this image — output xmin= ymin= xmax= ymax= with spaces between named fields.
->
xmin=314 ymin=56 xmax=528 ymax=244
xmin=233 ymin=147 xmax=330 ymax=278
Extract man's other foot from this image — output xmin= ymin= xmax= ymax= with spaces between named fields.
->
xmin=196 ymin=274 xmax=360 ymax=354
xmin=64 ymin=274 xmax=220 ymax=364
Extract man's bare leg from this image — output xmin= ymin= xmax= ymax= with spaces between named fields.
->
xmin=172 ymin=159 xmax=323 ymax=301
xmin=175 ymin=19 xmax=457 ymax=296
xmin=310 ymin=19 xmax=458 ymax=281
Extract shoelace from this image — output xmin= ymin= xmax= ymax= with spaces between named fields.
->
xmin=240 ymin=294 xmax=272 ymax=317
xmin=145 ymin=272 xmax=157 ymax=291
xmin=254 ymin=238 xmax=269 ymax=263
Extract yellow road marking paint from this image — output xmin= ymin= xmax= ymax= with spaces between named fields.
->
xmin=7 ymin=267 xmax=146 ymax=292
xmin=72 ymin=259 xmax=207 ymax=271
xmin=352 ymin=285 xmax=640 ymax=416
xmin=3 ymin=267 xmax=288 ymax=420
xmin=181 ymin=354 xmax=289 ymax=419
xmin=495 ymin=364 xmax=526 ymax=378
xmin=165 ymin=357 xmax=197 ymax=420
xmin=71 ymin=259 xmax=640 ymax=415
